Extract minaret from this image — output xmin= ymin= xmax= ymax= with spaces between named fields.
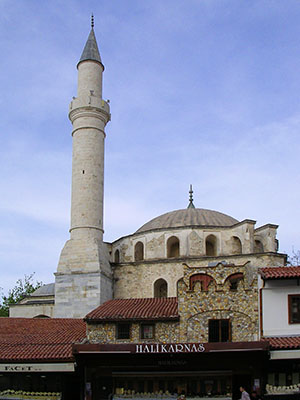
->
xmin=54 ymin=18 xmax=113 ymax=318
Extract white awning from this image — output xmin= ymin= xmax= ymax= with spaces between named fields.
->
xmin=270 ymin=350 xmax=300 ymax=360
xmin=0 ymin=363 xmax=75 ymax=372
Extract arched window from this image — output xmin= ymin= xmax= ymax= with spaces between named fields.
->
xmin=176 ymin=278 xmax=185 ymax=297
xmin=167 ymin=236 xmax=180 ymax=258
xmin=231 ymin=236 xmax=242 ymax=255
xmin=254 ymin=240 xmax=264 ymax=253
xmin=225 ymin=273 xmax=244 ymax=291
xmin=114 ymin=249 xmax=120 ymax=263
xmin=205 ymin=235 xmax=217 ymax=256
xmin=154 ymin=278 xmax=168 ymax=298
xmin=134 ymin=241 xmax=144 ymax=261
xmin=33 ymin=315 xmax=50 ymax=318
xmin=190 ymin=273 xmax=215 ymax=291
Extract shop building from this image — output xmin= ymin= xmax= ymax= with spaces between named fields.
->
xmin=0 ymin=318 xmax=85 ymax=400
xmin=72 ymin=261 xmax=269 ymax=400
xmin=259 ymin=267 xmax=300 ymax=398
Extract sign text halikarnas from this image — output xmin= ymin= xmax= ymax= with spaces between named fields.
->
xmin=135 ymin=343 xmax=205 ymax=354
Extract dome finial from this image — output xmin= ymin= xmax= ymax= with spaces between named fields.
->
xmin=187 ymin=184 xmax=195 ymax=209
xmin=78 ymin=15 xmax=103 ymax=68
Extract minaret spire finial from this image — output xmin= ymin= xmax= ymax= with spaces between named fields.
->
xmin=91 ymin=14 xmax=94 ymax=29
xmin=187 ymin=184 xmax=195 ymax=209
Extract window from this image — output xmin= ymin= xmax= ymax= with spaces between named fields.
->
xmin=154 ymin=278 xmax=168 ymax=298
xmin=134 ymin=242 xmax=144 ymax=261
xmin=141 ymin=324 xmax=154 ymax=339
xmin=231 ymin=236 xmax=242 ymax=254
xmin=208 ymin=319 xmax=231 ymax=342
xmin=226 ymin=273 xmax=244 ymax=291
xmin=167 ymin=236 xmax=180 ymax=258
xmin=289 ymin=295 xmax=300 ymax=324
xmin=190 ymin=273 xmax=215 ymax=291
xmin=117 ymin=323 xmax=130 ymax=339
xmin=114 ymin=249 xmax=120 ymax=263
xmin=206 ymin=235 xmax=217 ymax=256
xmin=254 ymin=239 xmax=264 ymax=253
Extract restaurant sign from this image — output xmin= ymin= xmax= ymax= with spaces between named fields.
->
xmin=0 ymin=363 xmax=75 ymax=372
xmin=135 ymin=343 xmax=205 ymax=354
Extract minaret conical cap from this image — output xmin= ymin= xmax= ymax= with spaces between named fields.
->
xmin=78 ymin=28 xmax=104 ymax=69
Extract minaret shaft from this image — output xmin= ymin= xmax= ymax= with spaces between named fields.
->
xmin=77 ymin=61 xmax=103 ymax=98
xmin=70 ymin=126 xmax=105 ymax=240
xmin=69 ymin=59 xmax=108 ymax=240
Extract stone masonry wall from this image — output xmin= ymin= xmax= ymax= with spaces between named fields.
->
xmin=87 ymin=321 xmax=179 ymax=343
xmin=113 ymin=253 xmax=285 ymax=299
xmin=178 ymin=262 xmax=259 ymax=342
xmin=87 ymin=262 xmax=259 ymax=344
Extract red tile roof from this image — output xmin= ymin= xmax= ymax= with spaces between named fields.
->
xmin=260 ymin=266 xmax=300 ymax=279
xmin=0 ymin=318 xmax=86 ymax=362
xmin=263 ymin=336 xmax=300 ymax=350
xmin=85 ymin=297 xmax=179 ymax=322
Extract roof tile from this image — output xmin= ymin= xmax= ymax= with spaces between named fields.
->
xmin=263 ymin=336 xmax=300 ymax=349
xmin=260 ymin=266 xmax=300 ymax=279
xmin=85 ymin=297 xmax=179 ymax=321
xmin=0 ymin=318 xmax=86 ymax=362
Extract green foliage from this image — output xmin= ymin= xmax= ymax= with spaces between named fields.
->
xmin=0 ymin=273 xmax=43 ymax=317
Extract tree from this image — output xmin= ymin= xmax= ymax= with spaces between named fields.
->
xmin=288 ymin=249 xmax=300 ymax=266
xmin=0 ymin=273 xmax=43 ymax=317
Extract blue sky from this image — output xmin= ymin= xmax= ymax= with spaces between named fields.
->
xmin=0 ymin=0 xmax=299 ymax=293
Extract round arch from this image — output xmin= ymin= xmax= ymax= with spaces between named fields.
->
xmin=205 ymin=235 xmax=217 ymax=256
xmin=134 ymin=241 xmax=144 ymax=261
xmin=167 ymin=236 xmax=180 ymax=258
xmin=154 ymin=278 xmax=168 ymax=298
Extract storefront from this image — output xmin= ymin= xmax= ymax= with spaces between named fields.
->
xmin=0 ymin=318 xmax=86 ymax=400
xmin=0 ymin=363 xmax=80 ymax=400
xmin=263 ymin=343 xmax=300 ymax=399
xmin=73 ymin=341 xmax=269 ymax=400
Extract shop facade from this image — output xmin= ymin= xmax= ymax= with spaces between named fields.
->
xmin=0 ymin=318 xmax=86 ymax=400
xmin=259 ymin=267 xmax=300 ymax=398
xmin=73 ymin=341 xmax=269 ymax=400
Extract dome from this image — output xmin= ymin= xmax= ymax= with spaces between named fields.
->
xmin=31 ymin=283 xmax=55 ymax=297
xmin=136 ymin=208 xmax=239 ymax=234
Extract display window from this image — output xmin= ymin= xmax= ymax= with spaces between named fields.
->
xmin=113 ymin=375 xmax=232 ymax=399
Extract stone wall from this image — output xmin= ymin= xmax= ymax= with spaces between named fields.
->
xmin=9 ymin=302 xmax=54 ymax=318
xmin=178 ymin=262 xmax=259 ymax=342
xmin=113 ymin=253 xmax=285 ymax=299
xmin=87 ymin=321 xmax=179 ymax=343
xmin=111 ymin=222 xmax=280 ymax=264
xmin=87 ymin=261 xmax=259 ymax=344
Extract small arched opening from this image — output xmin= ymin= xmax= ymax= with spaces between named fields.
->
xmin=190 ymin=273 xmax=216 ymax=291
xmin=154 ymin=278 xmax=168 ymax=298
xmin=114 ymin=249 xmax=120 ymax=263
xmin=231 ymin=236 xmax=242 ymax=255
xmin=134 ymin=241 xmax=144 ymax=261
xmin=254 ymin=240 xmax=264 ymax=253
xmin=205 ymin=235 xmax=217 ymax=256
xmin=167 ymin=236 xmax=180 ymax=258
xmin=225 ymin=273 xmax=244 ymax=291
xmin=176 ymin=277 xmax=185 ymax=297
xmin=33 ymin=315 xmax=50 ymax=319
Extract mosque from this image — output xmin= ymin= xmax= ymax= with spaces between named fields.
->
xmin=1 ymin=21 xmax=300 ymax=400
xmin=9 ymin=22 xmax=285 ymax=320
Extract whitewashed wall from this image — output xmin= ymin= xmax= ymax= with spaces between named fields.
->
xmin=262 ymin=279 xmax=300 ymax=336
